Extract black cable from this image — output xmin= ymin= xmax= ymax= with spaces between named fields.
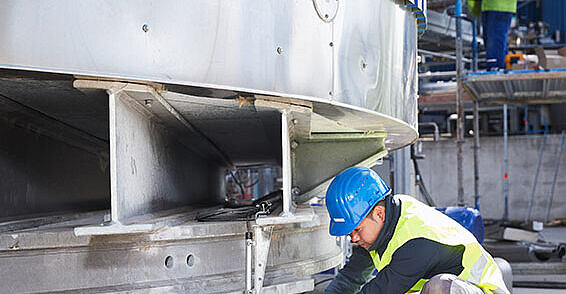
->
xmin=411 ymin=145 xmax=436 ymax=206
xmin=314 ymin=278 xmax=334 ymax=286
xmin=230 ymin=170 xmax=247 ymax=198
xmin=232 ymin=169 xmax=260 ymax=188
xmin=244 ymin=178 xmax=259 ymax=188
xmin=197 ymin=190 xmax=283 ymax=222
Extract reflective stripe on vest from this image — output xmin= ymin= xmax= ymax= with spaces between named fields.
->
xmin=369 ymin=195 xmax=509 ymax=294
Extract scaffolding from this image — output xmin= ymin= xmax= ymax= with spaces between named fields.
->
xmin=464 ymin=69 xmax=566 ymax=221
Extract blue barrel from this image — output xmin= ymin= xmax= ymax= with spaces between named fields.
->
xmin=436 ymin=207 xmax=485 ymax=243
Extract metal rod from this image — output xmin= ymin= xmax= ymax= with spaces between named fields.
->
xmin=525 ymin=133 xmax=547 ymax=224
xmin=281 ymin=110 xmax=293 ymax=216
xmin=418 ymin=49 xmax=472 ymax=63
xmin=472 ymin=19 xmax=479 ymax=72
xmin=245 ymin=231 xmax=253 ymax=293
xmin=545 ymin=131 xmax=566 ymax=223
xmin=418 ymin=71 xmax=456 ymax=78
xmin=503 ymin=104 xmax=509 ymax=220
xmin=473 ymin=100 xmax=480 ymax=210
xmin=524 ymin=105 xmax=529 ymax=134
xmin=455 ymin=0 xmax=465 ymax=207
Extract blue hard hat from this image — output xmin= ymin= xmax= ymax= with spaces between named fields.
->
xmin=326 ymin=167 xmax=391 ymax=236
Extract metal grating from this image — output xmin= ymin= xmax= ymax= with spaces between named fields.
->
xmin=465 ymin=69 xmax=566 ymax=104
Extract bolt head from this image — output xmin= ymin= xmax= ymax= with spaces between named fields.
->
xmin=291 ymin=187 xmax=301 ymax=196
xmin=142 ymin=24 xmax=149 ymax=32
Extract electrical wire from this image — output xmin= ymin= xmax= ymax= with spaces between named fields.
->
xmin=230 ymin=170 xmax=247 ymax=198
xmin=196 ymin=190 xmax=282 ymax=222
xmin=411 ymin=145 xmax=436 ymax=206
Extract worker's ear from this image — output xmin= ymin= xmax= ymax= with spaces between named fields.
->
xmin=371 ymin=205 xmax=385 ymax=222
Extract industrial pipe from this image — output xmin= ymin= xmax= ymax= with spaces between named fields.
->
xmin=418 ymin=122 xmax=440 ymax=141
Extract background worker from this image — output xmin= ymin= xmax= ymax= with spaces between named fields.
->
xmin=468 ymin=0 xmax=517 ymax=70
xmin=323 ymin=167 xmax=509 ymax=294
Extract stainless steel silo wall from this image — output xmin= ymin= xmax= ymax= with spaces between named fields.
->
xmin=0 ymin=0 xmax=418 ymax=129
xmin=333 ymin=0 xmax=418 ymax=129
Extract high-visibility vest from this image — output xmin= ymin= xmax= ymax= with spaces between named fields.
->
xmin=368 ymin=195 xmax=509 ymax=294
xmin=467 ymin=0 xmax=517 ymax=17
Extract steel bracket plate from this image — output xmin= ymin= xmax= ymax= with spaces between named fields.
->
xmin=253 ymin=225 xmax=274 ymax=294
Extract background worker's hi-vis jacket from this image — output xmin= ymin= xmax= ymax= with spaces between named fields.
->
xmin=324 ymin=195 xmax=509 ymax=294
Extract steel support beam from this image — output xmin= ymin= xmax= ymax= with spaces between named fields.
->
xmin=542 ymin=79 xmax=550 ymax=99
xmin=393 ymin=147 xmax=412 ymax=195
xmin=74 ymin=82 xmax=225 ymax=235
xmin=281 ymin=110 xmax=295 ymax=217
xmin=473 ymin=100 xmax=480 ymax=210
xmin=503 ymin=81 xmax=514 ymax=100
xmin=525 ymin=133 xmax=547 ymax=224
xmin=503 ymin=104 xmax=509 ymax=220
xmin=545 ymin=131 xmax=566 ymax=223
xmin=455 ymin=0 xmax=465 ymax=206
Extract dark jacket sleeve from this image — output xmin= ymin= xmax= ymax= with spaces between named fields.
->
xmin=323 ymin=245 xmax=376 ymax=294
xmin=358 ymin=239 xmax=464 ymax=294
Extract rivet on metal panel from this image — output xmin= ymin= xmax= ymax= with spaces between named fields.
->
xmin=291 ymin=141 xmax=299 ymax=150
xmin=292 ymin=118 xmax=299 ymax=125
xmin=142 ymin=24 xmax=149 ymax=32
xmin=313 ymin=0 xmax=339 ymax=23
xmin=361 ymin=59 xmax=367 ymax=71
xmin=329 ymin=42 xmax=334 ymax=47
xmin=186 ymin=254 xmax=195 ymax=267
xmin=276 ymin=47 xmax=283 ymax=55
xmin=164 ymin=256 xmax=174 ymax=268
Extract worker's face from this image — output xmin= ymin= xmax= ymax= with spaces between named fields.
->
xmin=349 ymin=205 xmax=385 ymax=250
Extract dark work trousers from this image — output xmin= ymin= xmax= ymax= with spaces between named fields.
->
xmin=481 ymin=11 xmax=512 ymax=70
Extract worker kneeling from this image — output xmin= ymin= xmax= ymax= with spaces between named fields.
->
xmin=324 ymin=167 xmax=509 ymax=294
